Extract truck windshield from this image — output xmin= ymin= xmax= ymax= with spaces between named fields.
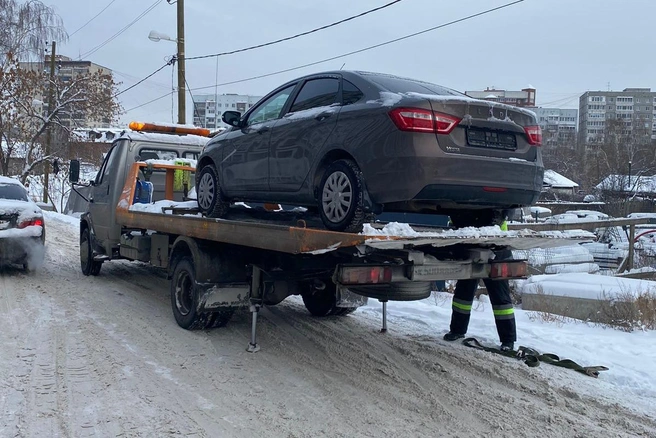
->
xmin=0 ymin=183 xmax=29 ymax=201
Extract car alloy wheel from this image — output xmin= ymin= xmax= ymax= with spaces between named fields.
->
xmin=318 ymin=159 xmax=366 ymax=233
xmin=196 ymin=165 xmax=230 ymax=218
xmin=197 ymin=171 xmax=215 ymax=211
xmin=322 ymin=171 xmax=352 ymax=223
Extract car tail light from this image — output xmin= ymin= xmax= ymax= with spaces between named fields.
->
xmin=338 ymin=265 xmax=393 ymax=285
xmin=389 ymin=108 xmax=461 ymax=134
xmin=490 ymin=261 xmax=527 ymax=279
xmin=18 ymin=218 xmax=44 ymax=229
xmin=524 ymin=125 xmax=542 ymax=146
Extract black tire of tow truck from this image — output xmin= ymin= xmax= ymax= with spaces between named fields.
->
xmin=170 ymin=257 xmax=234 ymax=330
xmin=301 ymin=281 xmax=358 ymax=317
xmin=80 ymin=228 xmax=102 ymax=276
xmin=196 ymin=165 xmax=230 ymax=219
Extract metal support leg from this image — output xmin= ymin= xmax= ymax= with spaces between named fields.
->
xmin=247 ymin=304 xmax=261 ymax=353
xmin=380 ymin=300 xmax=388 ymax=333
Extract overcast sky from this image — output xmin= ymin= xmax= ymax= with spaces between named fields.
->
xmin=51 ymin=0 xmax=655 ymax=125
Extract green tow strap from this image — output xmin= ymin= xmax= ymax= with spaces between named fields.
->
xmin=462 ymin=338 xmax=609 ymax=378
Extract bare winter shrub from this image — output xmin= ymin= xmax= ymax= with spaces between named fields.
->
xmin=597 ymin=286 xmax=656 ymax=332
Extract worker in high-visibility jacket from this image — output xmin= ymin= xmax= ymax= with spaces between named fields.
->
xmin=444 ymin=218 xmax=516 ymax=351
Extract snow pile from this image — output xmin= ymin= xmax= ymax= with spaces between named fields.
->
xmin=366 ymin=91 xmax=403 ymax=106
xmin=514 ymin=244 xmax=594 ymax=266
xmin=283 ymin=105 xmax=339 ymax=120
xmin=129 ymin=200 xmax=199 ymax=214
xmin=140 ymin=158 xmax=197 ymax=168
xmin=520 ymin=272 xmax=656 ymax=300
xmin=544 ymin=262 xmax=600 ymax=274
xmin=366 ymin=293 xmax=656 ymax=411
xmin=543 ymin=170 xmax=579 ymax=188
xmin=362 ymin=222 xmax=595 ymax=240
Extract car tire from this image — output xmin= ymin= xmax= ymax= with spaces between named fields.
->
xmin=318 ymin=159 xmax=366 ymax=233
xmin=170 ymin=257 xmax=234 ymax=330
xmin=197 ymin=164 xmax=230 ymax=218
xmin=301 ymin=280 xmax=358 ymax=317
xmin=80 ymin=228 xmax=102 ymax=276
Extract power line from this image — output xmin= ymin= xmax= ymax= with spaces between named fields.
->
xmin=124 ymin=91 xmax=174 ymax=113
xmin=184 ymin=77 xmax=203 ymax=122
xmin=69 ymin=0 xmax=119 ymax=37
xmin=112 ymin=61 xmax=173 ymax=100
xmin=79 ymin=0 xmax=163 ymax=59
xmin=189 ymin=0 xmax=525 ymax=92
xmin=89 ymin=61 xmax=173 ymax=109
xmin=112 ymin=69 xmax=171 ymax=90
xmin=186 ymin=0 xmax=405 ymax=61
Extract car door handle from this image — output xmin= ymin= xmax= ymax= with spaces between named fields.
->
xmin=256 ymin=126 xmax=271 ymax=134
xmin=314 ymin=111 xmax=333 ymax=122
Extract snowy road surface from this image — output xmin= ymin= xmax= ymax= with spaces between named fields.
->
xmin=0 ymin=213 xmax=655 ymax=437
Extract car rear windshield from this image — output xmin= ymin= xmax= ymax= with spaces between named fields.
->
xmin=364 ymin=74 xmax=463 ymax=96
xmin=0 ymin=183 xmax=29 ymax=201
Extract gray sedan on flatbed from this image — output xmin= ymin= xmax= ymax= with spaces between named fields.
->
xmin=196 ymin=71 xmax=543 ymax=232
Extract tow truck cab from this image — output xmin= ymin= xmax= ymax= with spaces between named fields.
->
xmin=70 ymin=122 xmax=210 ymax=259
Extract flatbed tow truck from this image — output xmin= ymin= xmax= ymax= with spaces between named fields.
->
xmin=69 ymin=122 xmax=592 ymax=352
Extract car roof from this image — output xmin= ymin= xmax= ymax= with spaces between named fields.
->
xmin=0 ymin=175 xmax=24 ymax=187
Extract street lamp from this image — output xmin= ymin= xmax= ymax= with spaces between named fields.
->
xmin=148 ymin=30 xmax=176 ymax=43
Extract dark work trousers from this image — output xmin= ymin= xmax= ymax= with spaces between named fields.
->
xmin=449 ymin=277 xmax=517 ymax=343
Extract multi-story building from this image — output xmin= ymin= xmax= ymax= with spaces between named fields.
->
xmin=465 ymin=86 xmax=536 ymax=107
xmin=20 ymin=55 xmax=113 ymax=129
xmin=578 ymin=88 xmax=656 ymax=147
xmin=192 ymin=94 xmax=263 ymax=129
xmin=527 ymin=107 xmax=578 ymax=146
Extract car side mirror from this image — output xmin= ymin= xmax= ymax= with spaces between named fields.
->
xmin=69 ymin=159 xmax=80 ymax=183
xmin=222 ymin=110 xmax=243 ymax=128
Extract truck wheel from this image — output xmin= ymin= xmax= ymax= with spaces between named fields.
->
xmin=197 ymin=165 xmax=230 ymax=218
xmin=171 ymin=257 xmax=233 ymax=329
xmin=301 ymin=281 xmax=358 ymax=317
xmin=318 ymin=159 xmax=366 ymax=233
xmin=80 ymin=228 xmax=102 ymax=276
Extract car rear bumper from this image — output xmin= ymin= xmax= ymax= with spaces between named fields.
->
xmin=0 ymin=237 xmax=43 ymax=265
xmin=362 ymin=152 xmax=543 ymax=208
xmin=412 ymin=184 xmax=540 ymax=208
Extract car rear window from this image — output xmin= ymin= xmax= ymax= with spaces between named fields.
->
xmin=0 ymin=183 xmax=29 ymax=201
xmin=290 ymin=78 xmax=340 ymax=112
xmin=364 ymin=74 xmax=463 ymax=96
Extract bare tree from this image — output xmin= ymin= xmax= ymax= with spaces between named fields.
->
xmin=0 ymin=0 xmax=68 ymax=64
xmin=0 ymin=54 xmax=122 ymax=182
xmin=585 ymin=117 xmax=656 ymax=215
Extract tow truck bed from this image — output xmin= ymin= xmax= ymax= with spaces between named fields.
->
xmin=116 ymin=163 xmax=592 ymax=254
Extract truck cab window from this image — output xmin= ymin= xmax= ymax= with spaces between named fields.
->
xmin=96 ymin=143 xmax=121 ymax=185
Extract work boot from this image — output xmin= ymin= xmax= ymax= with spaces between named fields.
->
xmin=443 ymin=332 xmax=465 ymax=342
xmin=500 ymin=342 xmax=514 ymax=352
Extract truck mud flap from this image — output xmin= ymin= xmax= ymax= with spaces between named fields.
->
xmin=197 ymin=282 xmax=250 ymax=312
xmin=336 ymin=286 xmax=368 ymax=308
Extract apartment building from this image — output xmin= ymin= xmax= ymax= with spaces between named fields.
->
xmin=192 ymin=94 xmax=263 ymax=129
xmin=528 ymin=107 xmax=578 ymax=146
xmin=465 ymin=86 xmax=536 ymax=107
xmin=20 ymin=55 xmax=113 ymax=129
xmin=578 ymin=88 xmax=656 ymax=147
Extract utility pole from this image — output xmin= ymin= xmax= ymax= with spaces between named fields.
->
xmin=176 ymin=0 xmax=186 ymax=124
xmin=44 ymin=41 xmax=56 ymax=204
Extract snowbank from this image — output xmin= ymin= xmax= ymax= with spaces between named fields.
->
xmin=521 ymin=273 xmax=656 ymax=300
